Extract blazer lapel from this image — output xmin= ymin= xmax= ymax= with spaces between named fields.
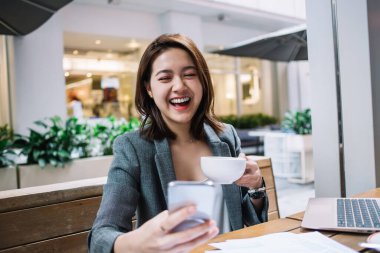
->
xmin=153 ymin=138 xmax=176 ymax=204
xmin=205 ymin=124 xmax=244 ymax=230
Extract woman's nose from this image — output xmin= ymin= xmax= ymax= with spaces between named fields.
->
xmin=172 ymin=76 xmax=186 ymax=91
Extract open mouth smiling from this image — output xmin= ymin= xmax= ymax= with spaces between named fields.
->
xmin=169 ymin=97 xmax=191 ymax=107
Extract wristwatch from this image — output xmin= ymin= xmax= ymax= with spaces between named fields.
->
xmin=247 ymin=186 xmax=266 ymax=199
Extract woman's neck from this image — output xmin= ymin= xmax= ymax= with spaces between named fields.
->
xmin=167 ymin=123 xmax=195 ymax=145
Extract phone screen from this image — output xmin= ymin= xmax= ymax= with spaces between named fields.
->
xmin=168 ymin=181 xmax=216 ymax=232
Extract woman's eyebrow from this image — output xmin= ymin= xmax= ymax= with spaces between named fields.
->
xmin=183 ymin=66 xmax=196 ymax=71
xmin=155 ymin=66 xmax=196 ymax=76
xmin=155 ymin=69 xmax=173 ymax=76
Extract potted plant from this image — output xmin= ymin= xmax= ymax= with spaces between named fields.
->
xmin=280 ymin=108 xmax=313 ymax=184
xmin=281 ymin=108 xmax=312 ymax=135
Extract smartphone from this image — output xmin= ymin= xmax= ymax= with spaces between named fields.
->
xmin=168 ymin=181 xmax=216 ymax=232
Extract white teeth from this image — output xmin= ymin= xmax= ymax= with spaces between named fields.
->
xmin=170 ymin=97 xmax=190 ymax=104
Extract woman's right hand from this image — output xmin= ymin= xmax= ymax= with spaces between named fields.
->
xmin=114 ymin=205 xmax=219 ymax=253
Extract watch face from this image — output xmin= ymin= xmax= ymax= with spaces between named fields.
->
xmin=248 ymin=189 xmax=266 ymax=199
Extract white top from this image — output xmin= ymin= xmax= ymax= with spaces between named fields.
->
xmin=212 ymin=183 xmax=231 ymax=234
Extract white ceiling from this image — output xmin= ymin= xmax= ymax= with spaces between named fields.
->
xmin=74 ymin=0 xmax=305 ymax=31
xmin=64 ymin=0 xmax=305 ymax=57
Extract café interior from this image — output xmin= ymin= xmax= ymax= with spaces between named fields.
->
xmin=0 ymin=0 xmax=379 ymax=252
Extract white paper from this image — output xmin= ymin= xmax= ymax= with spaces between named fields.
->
xmin=206 ymin=232 xmax=358 ymax=253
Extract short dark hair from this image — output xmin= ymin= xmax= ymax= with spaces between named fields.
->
xmin=135 ymin=34 xmax=223 ymax=140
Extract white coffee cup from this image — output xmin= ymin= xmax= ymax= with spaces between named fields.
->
xmin=200 ymin=156 xmax=246 ymax=184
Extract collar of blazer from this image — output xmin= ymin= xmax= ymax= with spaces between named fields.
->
xmin=153 ymin=123 xmax=244 ymax=230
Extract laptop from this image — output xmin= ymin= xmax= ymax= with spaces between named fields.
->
xmin=301 ymin=198 xmax=380 ymax=233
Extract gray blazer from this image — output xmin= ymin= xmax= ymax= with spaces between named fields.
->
xmin=89 ymin=124 xmax=268 ymax=253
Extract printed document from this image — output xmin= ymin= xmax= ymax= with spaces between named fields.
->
xmin=206 ymin=232 xmax=358 ymax=253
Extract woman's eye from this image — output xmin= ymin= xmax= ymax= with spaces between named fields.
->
xmin=184 ymin=73 xmax=196 ymax=78
xmin=158 ymin=76 xmax=171 ymax=81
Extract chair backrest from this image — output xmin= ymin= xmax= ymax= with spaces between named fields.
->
xmin=249 ymin=156 xmax=280 ymax=220
xmin=0 ymin=177 xmax=106 ymax=253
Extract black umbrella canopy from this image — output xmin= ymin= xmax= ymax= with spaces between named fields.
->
xmin=0 ymin=0 xmax=72 ymax=36
xmin=213 ymin=24 xmax=307 ymax=62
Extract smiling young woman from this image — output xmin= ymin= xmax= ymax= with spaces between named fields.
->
xmin=89 ymin=34 xmax=268 ymax=253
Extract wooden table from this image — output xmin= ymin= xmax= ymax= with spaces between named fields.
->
xmin=191 ymin=188 xmax=380 ymax=253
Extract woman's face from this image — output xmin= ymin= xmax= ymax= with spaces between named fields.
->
xmin=147 ymin=48 xmax=203 ymax=130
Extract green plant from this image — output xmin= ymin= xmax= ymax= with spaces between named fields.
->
xmin=281 ymin=108 xmax=312 ymax=135
xmin=0 ymin=125 xmax=16 ymax=168
xmin=9 ymin=115 xmax=140 ymax=169
xmin=92 ymin=116 xmax=140 ymax=155
xmin=218 ymin=113 xmax=277 ymax=129
xmin=66 ymin=117 xmax=92 ymax=158
xmin=20 ymin=116 xmax=91 ymax=168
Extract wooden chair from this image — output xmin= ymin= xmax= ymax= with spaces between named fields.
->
xmin=249 ymin=156 xmax=280 ymax=220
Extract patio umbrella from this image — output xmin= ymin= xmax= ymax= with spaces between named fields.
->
xmin=212 ymin=24 xmax=307 ymax=62
xmin=0 ymin=0 xmax=72 ymax=36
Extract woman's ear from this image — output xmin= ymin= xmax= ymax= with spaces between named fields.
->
xmin=146 ymin=83 xmax=153 ymax=98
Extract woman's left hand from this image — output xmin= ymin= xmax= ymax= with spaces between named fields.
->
xmin=234 ymin=153 xmax=263 ymax=189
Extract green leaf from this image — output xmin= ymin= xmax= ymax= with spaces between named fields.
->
xmin=38 ymin=158 xmax=46 ymax=168
xmin=4 ymin=149 xmax=16 ymax=155
xmin=50 ymin=159 xmax=58 ymax=167
xmin=30 ymin=129 xmax=43 ymax=140
xmin=33 ymin=150 xmax=42 ymax=161
xmin=34 ymin=120 xmax=48 ymax=129
xmin=50 ymin=116 xmax=62 ymax=126
xmin=281 ymin=108 xmax=312 ymax=135
xmin=0 ymin=141 xmax=6 ymax=150
xmin=58 ymin=150 xmax=70 ymax=158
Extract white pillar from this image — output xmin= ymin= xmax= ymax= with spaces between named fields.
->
xmin=260 ymin=61 xmax=276 ymax=117
xmin=306 ymin=0 xmax=380 ymax=197
xmin=260 ymin=61 xmax=289 ymax=120
xmin=287 ymin=61 xmax=311 ymax=111
xmin=11 ymin=13 xmax=66 ymax=135
xmin=336 ymin=0 xmax=377 ymax=196
xmin=234 ymin=58 xmax=242 ymax=116
xmin=367 ymin=0 xmax=380 ymax=190
xmin=275 ymin=62 xmax=289 ymax=120
xmin=306 ymin=0 xmax=342 ymax=197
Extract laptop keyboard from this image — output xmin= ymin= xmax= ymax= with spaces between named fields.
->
xmin=337 ymin=198 xmax=380 ymax=228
